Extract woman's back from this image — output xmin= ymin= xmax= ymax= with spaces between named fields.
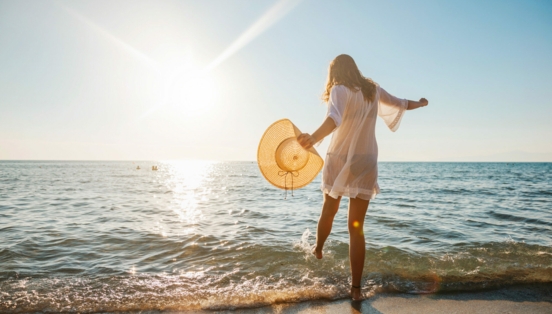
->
xmin=324 ymin=85 xmax=378 ymax=200
xmin=327 ymin=85 xmax=378 ymax=159
xmin=323 ymin=84 xmax=408 ymax=200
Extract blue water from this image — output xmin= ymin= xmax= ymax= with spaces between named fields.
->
xmin=1 ymin=161 xmax=551 ymax=312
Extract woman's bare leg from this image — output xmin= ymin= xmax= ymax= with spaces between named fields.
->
xmin=348 ymin=197 xmax=369 ymax=300
xmin=313 ymin=193 xmax=342 ymax=259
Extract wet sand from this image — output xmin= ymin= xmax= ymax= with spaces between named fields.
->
xmin=204 ymin=284 xmax=552 ymax=314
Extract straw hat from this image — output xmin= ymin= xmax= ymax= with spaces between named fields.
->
xmin=257 ymin=119 xmax=324 ymax=193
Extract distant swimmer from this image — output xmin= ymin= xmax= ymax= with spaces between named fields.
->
xmin=152 ymin=166 xmax=158 ymax=171
xmin=136 ymin=166 xmax=140 ymax=170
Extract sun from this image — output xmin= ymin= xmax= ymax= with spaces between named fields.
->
xmin=163 ymin=66 xmax=217 ymax=116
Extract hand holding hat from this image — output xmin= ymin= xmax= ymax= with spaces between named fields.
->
xmin=297 ymin=133 xmax=316 ymax=150
xmin=257 ymin=119 xmax=324 ymax=194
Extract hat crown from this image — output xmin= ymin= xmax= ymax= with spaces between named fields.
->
xmin=275 ymin=137 xmax=310 ymax=172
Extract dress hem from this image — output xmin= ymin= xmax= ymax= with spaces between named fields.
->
xmin=321 ymin=183 xmax=380 ymax=201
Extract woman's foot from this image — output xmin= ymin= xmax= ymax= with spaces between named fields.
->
xmin=351 ymin=285 xmax=362 ymax=301
xmin=312 ymin=246 xmax=323 ymax=259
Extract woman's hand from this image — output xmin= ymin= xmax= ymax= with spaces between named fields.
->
xmin=296 ymin=117 xmax=336 ymax=150
xmin=407 ymin=98 xmax=429 ymax=110
xmin=297 ymin=133 xmax=315 ymax=150
xmin=419 ymin=98 xmax=429 ymax=107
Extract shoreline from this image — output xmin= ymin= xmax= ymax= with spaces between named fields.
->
xmin=210 ymin=283 xmax=552 ymax=314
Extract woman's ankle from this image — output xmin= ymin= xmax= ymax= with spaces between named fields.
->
xmin=312 ymin=245 xmax=323 ymax=259
xmin=351 ymin=285 xmax=362 ymax=300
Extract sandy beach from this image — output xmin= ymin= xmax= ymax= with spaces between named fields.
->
xmin=208 ymin=284 xmax=552 ymax=314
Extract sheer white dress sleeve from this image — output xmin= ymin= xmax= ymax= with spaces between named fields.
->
xmin=326 ymin=85 xmax=348 ymax=127
xmin=377 ymin=86 xmax=408 ymax=132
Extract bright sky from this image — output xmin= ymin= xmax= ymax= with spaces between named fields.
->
xmin=1 ymin=0 xmax=551 ymax=161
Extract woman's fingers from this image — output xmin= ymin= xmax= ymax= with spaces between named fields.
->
xmin=297 ymin=133 xmax=305 ymax=144
xmin=297 ymin=133 xmax=313 ymax=149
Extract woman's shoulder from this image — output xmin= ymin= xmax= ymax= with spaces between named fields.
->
xmin=330 ymin=84 xmax=355 ymax=95
xmin=372 ymin=82 xmax=382 ymax=96
xmin=331 ymin=84 xmax=348 ymax=91
xmin=331 ymin=82 xmax=381 ymax=98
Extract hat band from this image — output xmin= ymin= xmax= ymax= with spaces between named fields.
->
xmin=278 ymin=170 xmax=299 ymax=199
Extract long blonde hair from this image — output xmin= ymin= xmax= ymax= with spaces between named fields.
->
xmin=322 ymin=54 xmax=376 ymax=103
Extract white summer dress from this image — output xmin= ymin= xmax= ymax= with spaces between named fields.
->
xmin=322 ymin=84 xmax=408 ymax=200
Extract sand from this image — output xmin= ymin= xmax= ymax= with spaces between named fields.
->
xmin=198 ymin=284 xmax=552 ymax=314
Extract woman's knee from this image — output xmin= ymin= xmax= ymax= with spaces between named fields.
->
xmin=321 ymin=205 xmax=339 ymax=220
xmin=348 ymin=219 xmax=364 ymax=235
xmin=347 ymin=197 xmax=369 ymax=234
xmin=322 ymin=194 xmax=341 ymax=215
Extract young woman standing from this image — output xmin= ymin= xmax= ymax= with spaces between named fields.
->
xmin=297 ymin=54 xmax=428 ymax=300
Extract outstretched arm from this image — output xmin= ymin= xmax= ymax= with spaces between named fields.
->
xmin=297 ymin=117 xmax=336 ymax=150
xmin=407 ymin=98 xmax=429 ymax=110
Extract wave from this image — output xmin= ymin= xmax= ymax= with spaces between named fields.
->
xmin=1 ymin=240 xmax=551 ymax=313
xmin=489 ymin=210 xmax=552 ymax=227
xmin=1 ymin=269 xmax=551 ymax=313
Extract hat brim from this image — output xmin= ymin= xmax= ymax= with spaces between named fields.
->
xmin=257 ymin=119 xmax=324 ymax=190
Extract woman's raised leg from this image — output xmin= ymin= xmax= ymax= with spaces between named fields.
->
xmin=348 ymin=197 xmax=370 ymax=300
xmin=313 ymin=193 xmax=342 ymax=259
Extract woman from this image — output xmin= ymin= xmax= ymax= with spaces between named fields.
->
xmin=297 ymin=54 xmax=428 ymax=300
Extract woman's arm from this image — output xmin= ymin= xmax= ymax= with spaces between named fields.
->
xmin=407 ymin=98 xmax=429 ymax=110
xmin=297 ymin=117 xmax=336 ymax=150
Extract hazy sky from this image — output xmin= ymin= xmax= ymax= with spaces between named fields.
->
xmin=1 ymin=0 xmax=551 ymax=161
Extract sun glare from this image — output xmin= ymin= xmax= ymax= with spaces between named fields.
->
xmin=58 ymin=0 xmax=302 ymax=122
xmin=163 ymin=66 xmax=217 ymax=116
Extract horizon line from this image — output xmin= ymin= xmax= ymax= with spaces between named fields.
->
xmin=1 ymin=159 xmax=551 ymax=163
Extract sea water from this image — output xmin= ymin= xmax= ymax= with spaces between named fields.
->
xmin=0 ymin=161 xmax=551 ymax=312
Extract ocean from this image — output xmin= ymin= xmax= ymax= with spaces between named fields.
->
xmin=0 ymin=161 xmax=551 ymax=312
